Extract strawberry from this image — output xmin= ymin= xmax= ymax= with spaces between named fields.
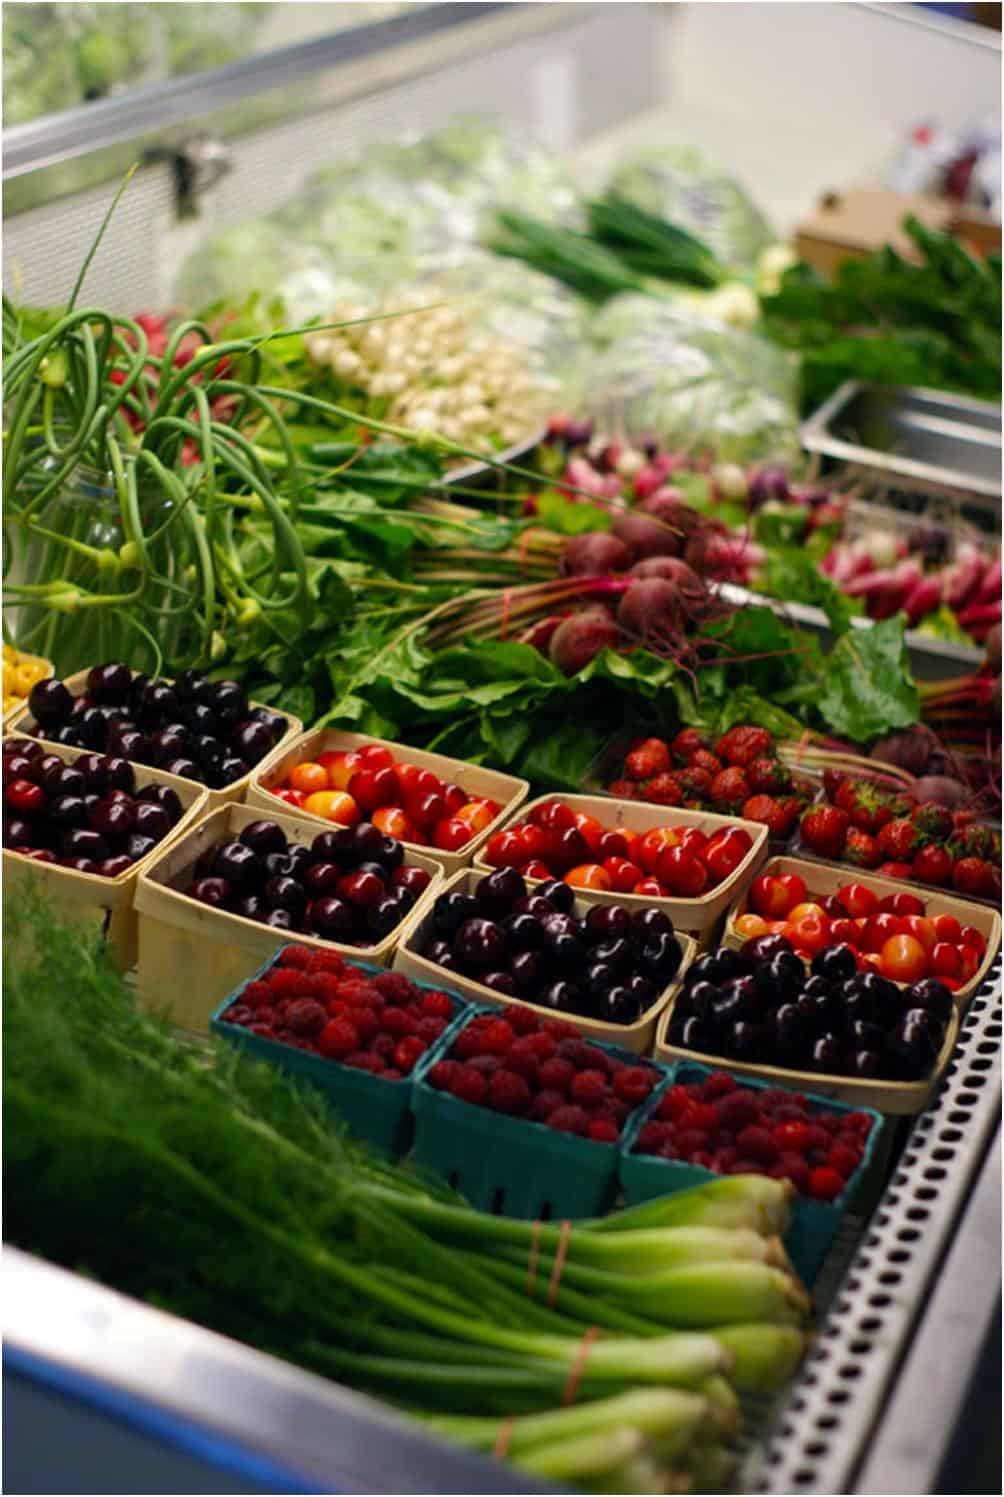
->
xmin=641 ymin=771 xmax=683 ymax=806
xmin=823 ymin=768 xmax=846 ymax=802
xmin=912 ymin=843 xmax=953 ymax=886
xmin=844 ymin=828 xmax=881 ymax=868
xmin=951 ymin=823 xmax=1000 ymax=861
xmin=688 ymin=748 xmax=723 ymax=776
xmin=678 ymin=766 xmax=713 ymax=798
xmin=671 ymin=728 xmax=709 ymax=761
xmin=625 ymin=738 xmax=670 ymax=780
xmin=876 ymin=818 xmax=919 ymax=861
xmin=800 ymin=804 xmax=849 ymax=859
xmin=877 ymin=860 xmax=914 ymax=881
xmin=746 ymin=757 xmax=791 ymax=793
xmin=710 ymin=766 xmax=751 ymax=809
xmin=606 ymin=778 xmax=638 ymax=799
xmin=952 ymin=857 xmax=998 ymax=898
xmin=742 ymin=794 xmax=790 ymax=837
xmin=715 ymin=725 xmax=772 ymax=767
xmin=911 ymin=803 xmax=954 ymax=841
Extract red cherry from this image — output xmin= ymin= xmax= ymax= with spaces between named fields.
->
xmin=358 ymin=743 xmax=394 ymax=770
xmin=337 ymin=870 xmax=386 ymax=908
xmin=550 ymin=825 xmax=589 ymax=872
xmin=528 ymin=799 xmax=577 ymax=832
xmin=433 ymin=817 xmax=473 ymax=853
xmin=4 ymin=778 xmax=46 ymax=815
xmin=408 ymin=790 xmax=447 ymax=829
xmin=348 ymin=766 xmax=397 ymax=813
xmin=442 ymin=782 xmax=467 ymax=815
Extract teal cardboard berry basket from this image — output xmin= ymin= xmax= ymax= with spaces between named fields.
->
xmin=619 ymin=1062 xmax=884 ymax=1285
xmin=210 ymin=952 xmax=470 ymax=1158
xmin=410 ymin=1005 xmax=669 ymax=1220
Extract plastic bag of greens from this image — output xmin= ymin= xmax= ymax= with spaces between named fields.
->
xmin=173 ymin=219 xmax=363 ymax=322
xmin=580 ymin=294 xmax=800 ymax=464
xmin=606 ymin=142 xmax=774 ymax=272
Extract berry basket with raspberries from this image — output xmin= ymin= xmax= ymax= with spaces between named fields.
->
xmin=211 ymin=947 xmax=469 ymax=1157
xmin=621 ymin=1063 xmax=883 ymax=1283
xmin=599 ymin=726 xmax=816 ymax=846
xmin=3 ymin=737 xmax=208 ymax=969
xmin=393 ymin=867 xmax=695 ymax=1053
xmin=794 ymin=768 xmax=1002 ymax=905
xmin=11 ymin=664 xmax=300 ymax=810
xmin=133 ymin=802 xmax=443 ymax=1034
xmin=247 ymin=728 xmax=529 ymax=875
xmin=473 ymin=791 xmax=768 ymax=936
xmin=725 ymin=856 xmax=1000 ymax=1008
xmin=413 ymin=1005 xmax=664 ymax=1218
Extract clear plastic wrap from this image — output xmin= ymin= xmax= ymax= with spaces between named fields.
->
xmin=605 ymin=142 xmax=775 ymax=272
xmin=578 ymin=294 xmax=801 ymax=464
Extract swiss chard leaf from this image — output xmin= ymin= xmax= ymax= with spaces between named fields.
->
xmin=759 ymin=548 xmax=862 ymax=635
xmin=817 ymin=616 xmax=918 ymax=742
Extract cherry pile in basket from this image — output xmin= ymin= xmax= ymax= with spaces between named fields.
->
xmin=3 ymin=739 xmax=185 ymax=876
xmin=482 ymin=797 xmax=754 ymax=897
xmin=25 ymin=664 xmax=287 ymax=790
xmin=633 ymin=1071 xmax=874 ymax=1201
xmin=668 ymin=938 xmax=955 ymax=1082
xmin=800 ymin=771 xmax=1001 ymax=898
xmin=421 ymin=870 xmax=684 ymax=1025
xmin=427 ymin=1008 xmax=659 ymax=1139
xmin=736 ymin=873 xmax=988 ymax=989
xmin=605 ymin=725 xmax=813 ymax=839
xmin=270 ymin=743 xmax=501 ymax=853
xmin=185 ymin=819 xmax=432 ymax=943
xmin=222 ymin=948 xmax=454 ymax=1077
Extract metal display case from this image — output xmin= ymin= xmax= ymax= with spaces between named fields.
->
xmin=3 ymin=7 xmax=1001 ymax=1492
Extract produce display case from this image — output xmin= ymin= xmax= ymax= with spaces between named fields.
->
xmin=3 ymin=3 xmax=1000 ymax=1494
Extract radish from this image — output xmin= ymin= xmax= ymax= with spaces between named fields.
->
xmin=548 ymin=606 xmax=620 ymax=675
xmin=748 ymin=466 xmax=788 ymax=506
xmin=942 ymin=543 xmax=987 ymax=611
xmin=632 ymin=465 xmax=665 ymax=500
xmin=560 ymin=533 xmax=632 ymax=577
xmin=976 ymin=557 xmax=1001 ymax=606
xmin=903 ymin=575 xmax=943 ymax=625
xmin=612 ymin=508 xmax=683 ymax=559
xmin=956 ymin=599 xmax=1002 ymax=639
xmin=858 ymin=530 xmax=903 ymax=569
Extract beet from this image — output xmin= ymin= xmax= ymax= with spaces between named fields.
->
xmin=617 ymin=576 xmax=693 ymax=639
xmin=912 ymin=776 xmax=969 ymax=807
xmin=548 ymin=606 xmax=621 ymax=676
xmin=870 ymin=728 xmax=934 ymax=777
xmin=560 ymin=532 xmax=632 ymax=577
xmin=984 ymin=623 xmax=1001 ymax=676
xmin=612 ymin=509 xmax=683 ymax=560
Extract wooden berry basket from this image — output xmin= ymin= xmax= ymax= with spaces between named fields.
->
xmin=133 ymin=801 xmax=443 ymax=1036
xmin=3 ymin=740 xmax=208 ymax=970
xmin=653 ymin=974 xmax=960 ymax=1116
xmin=393 ymin=867 xmax=695 ymax=1056
xmin=8 ymin=667 xmax=302 ymax=813
xmin=473 ymin=792 xmax=769 ymax=944
xmin=2 ymin=650 xmax=54 ymax=727
xmin=246 ymin=727 xmax=529 ymax=876
xmin=724 ymin=855 xmax=1001 ymax=1010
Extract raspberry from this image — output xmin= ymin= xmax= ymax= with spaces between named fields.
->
xmin=318 ymin=1018 xmax=358 ymax=1059
xmin=772 ymin=1103 xmax=809 ymax=1124
xmin=375 ymin=971 xmax=416 ymax=1004
xmin=804 ymin=1125 xmax=832 ymax=1153
xmin=356 ymin=1005 xmax=383 ymax=1041
xmin=241 ymin=980 xmax=273 ymax=1011
xmin=421 ymin=990 xmax=454 ymax=1020
xmin=225 ymin=1004 xmax=253 ymax=1026
xmin=570 ymin=1070 xmax=608 ymax=1109
xmin=478 ymin=1018 xmax=516 ymax=1055
xmin=453 ymin=1025 xmax=486 ymax=1060
xmin=277 ymin=945 xmax=312 ymax=969
xmin=843 ymin=1111 xmax=874 ymax=1137
xmin=383 ymin=1068 xmax=403 ymax=1081
xmin=658 ymin=1084 xmax=693 ymax=1121
xmin=736 ymin=1125 xmax=778 ymax=1165
xmin=772 ymin=1152 xmax=810 ymax=1192
xmin=417 ymin=1015 xmax=447 ymax=1042
xmin=468 ymin=1055 xmax=503 ymax=1076
xmin=636 ymin=1121 xmax=671 ymax=1153
xmin=371 ymin=1034 xmax=395 ymax=1060
xmin=381 ymin=1007 xmax=417 ymax=1039
xmin=286 ymin=999 xmax=327 ymax=1036
xmin=758 ymin=1087 xmax=796 ymax=1111
xmin=827 ymin=1143 xmax=862 ymax=1179
xmin=557 ymin=1038 xmax=603 ymax=1070
xmin=679 ymin=1102 xmax=719 ymax=1135
xmin=537 ymin=1057 xmax=575 ymax=1094
xmin=528 ymin=1032 xmax=556 ymax=1060
xmin=450 ymin=1065 xmax=488 ymax=1105
xmin=674 ymin=1129 xmax=711 ymax=1157
xmin=394 ymin=1036 xmax=427 ymax=1074
xmin=250 ymin=1022 xmax=275 ymax=1038
xmin=608 ymin=1100 xmax=633 ymax=1125
xmin=267 ymin=968 xmax=311 ymax=1000
xmin=808 ymin=1166 xmax=845 ymax=1202
xmin=613 ymin=1067 xmax=655 ymax=1105
xmin=310 ymin=972 xmax=344 ymax=1007
xmin=530 ymin=1089 xmax=566 ymax=1121
xmin=345 ymin=1051 xmax=383 ymax=1073
xmin=487 ymin=1070 xmax=532 ymax=1114
xmin=428 ymin=1060 xmax=458 ymax=1091
xmin=336 ymin=979 xmax=383 ymax=1008
xmin=701 ymin=1071 xmax=737 ymax=1100
xmin=691 ymin=1151 xmax=714 ymax=1169
xmin=716 ymin=1093 xmax=760 ymax=1131
xmin=506 ymin=1039 xmax=539 ymax=1080
xmin=507 ymin=1004 xmax=540 ymax=1036
xmin=542 ymin=1019 xmax=578 ymax=1040
xmin=713 ymin=1145 xmax=739 ymax=1171
xmin=588 ymin=1118 xmax=620 ymax=1143
xmin=306 ymin=949 xmax=346 ymax=975
xmin=547 ymin=1104 xmax=589 ymax=1135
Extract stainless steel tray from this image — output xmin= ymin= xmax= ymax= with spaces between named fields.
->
xmin=801 ymin=382 xmax=1002 ymax=516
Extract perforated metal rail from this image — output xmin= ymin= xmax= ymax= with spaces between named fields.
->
xmin=741 ymin=955 xmax=1002 ymax=1494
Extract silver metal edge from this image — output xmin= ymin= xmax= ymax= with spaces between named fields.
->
xmin=2 ymin=1248 xmax=548 ymax=1494
xmin=744 ymin=955 xmax=1002 ymax=1494
xmin=2 ymin=4 xmax=516 ymax=180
